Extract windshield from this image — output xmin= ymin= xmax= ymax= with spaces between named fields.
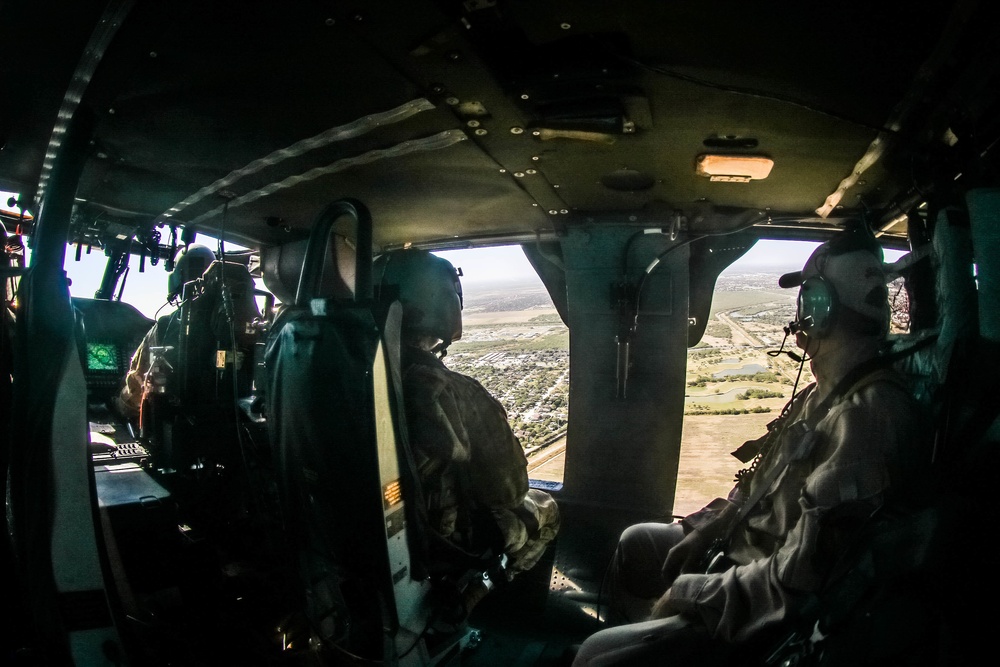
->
xmin=0 ymin=185 xmax=259 ymax=321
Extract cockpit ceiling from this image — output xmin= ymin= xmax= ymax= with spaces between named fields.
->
xmin=2 ymin=0 xmax=997 ymax=250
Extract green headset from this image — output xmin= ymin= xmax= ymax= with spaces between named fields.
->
xmin=796 ymin=274 xmax=838 ymax=338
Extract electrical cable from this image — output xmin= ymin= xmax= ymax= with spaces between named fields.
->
xmin=628 ymin=216 xmax=763 ymax=335
xmin=767 ymin=327 xmax=811 ymax=365
xmin=613 ymin=220 xmax=761 ymax=398
xmin=219 ymin=200 xmax=257 ymax=509
xmin=630 ymin=234 xmax=696 ymax=334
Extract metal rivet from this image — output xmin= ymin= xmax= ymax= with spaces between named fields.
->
xmin=560 ymin=209 xmax=568 ymax=214
xmin=514 ymin=172 xmax=525 ymax=178
xmin=548 ymin=210 xmax=559 ymax=215
xmin=149 ymin=51 xmax=157 ymax=58
xmin=325 ymin=18 xmax=335 ymax=26
xmin=474 ymin=128 xmax=488 ymax=136
xmin=531 ymin=156 xmax=540 ymax=161
xmin=467 ymin=120 xmax=480 ymax=127
xmin=560 ymin=23 xmax=571 ymax=30
xmin=510 ymin=127 xmax=524 ymax=134
xmin=445 ymin=97 xmax=460 ymax=105
xmin=532 ymin=130 xmax=541 ymax=136
xmin=525 ymin=169 xmax=537 ymax=175
xmin=499 ymin=169 xmax=507 ymax=173
xmin=521 ymin=93 xmax=530 ymax=100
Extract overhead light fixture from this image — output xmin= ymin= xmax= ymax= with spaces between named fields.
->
xmin=696 ymin=154 xmax=774 ymax=183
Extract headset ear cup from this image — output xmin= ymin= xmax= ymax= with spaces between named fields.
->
xmin=798 ymin=276 xmax=837 ymax=338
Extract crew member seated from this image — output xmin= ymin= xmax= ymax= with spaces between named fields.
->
xmin=374 ymin=248 xmax=560 ymax=604
xmin=572 ymin=225 xmax=934 ymax=666
xmin=115 ymin=243 xmax=216 ymax=423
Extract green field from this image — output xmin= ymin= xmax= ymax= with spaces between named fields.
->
xmin=709 ymin=289 xmax=793 ymax=316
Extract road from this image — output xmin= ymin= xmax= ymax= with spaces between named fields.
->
xmin=526 ymin=438 xmax=566 ymax=484
xmin=716 ymin=311 xmax=763 ymax=347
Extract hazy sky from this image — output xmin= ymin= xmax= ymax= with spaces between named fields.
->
xmin=47 ymin=237 xmax=841 ymax=320
xmin=434 ymin=239 xmax=823 ymax=288
xmin=3 ymin=181 xmax=891 ymax=321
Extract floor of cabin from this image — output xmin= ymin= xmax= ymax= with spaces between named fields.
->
xmin=456 ymin=502 xmax=635 ymax=667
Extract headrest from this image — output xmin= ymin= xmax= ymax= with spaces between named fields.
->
xmin=168 ymin=244 xmax=216 ymax=300
xmin=260 ymin=235 xmax=356 ymax=305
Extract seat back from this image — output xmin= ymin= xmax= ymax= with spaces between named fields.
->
xmin=264 ymin=199 xmax=474 ymax=665
xmin=176 ymin=259 xmax=261 ymax=407
xmin=133 ymin=260 xmax=265 ymax=469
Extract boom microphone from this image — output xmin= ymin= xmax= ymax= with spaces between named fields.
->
xmin=784 ymin=316 xmax=813 ymax=336
xmin=768 ymin=326 xmax=808 ymax=364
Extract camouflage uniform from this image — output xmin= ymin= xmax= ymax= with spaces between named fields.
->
xmin=402 ymin=346 xmax=559 ymax=575
xmin=116 ymin=312 xmax=179 ymax=421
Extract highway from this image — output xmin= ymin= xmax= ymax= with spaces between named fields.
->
xmin=527 ymin=438 xmax=566 ymax=483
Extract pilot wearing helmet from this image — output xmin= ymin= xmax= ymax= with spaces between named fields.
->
xmin=571 ymin=223 xmax=932 ymax=666
xmin=115 ymin=243 xmax=216 ymax=422
xmin=374 ymin=248 xmax=560 ymax=601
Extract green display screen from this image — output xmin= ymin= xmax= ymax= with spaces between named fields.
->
xmin=86 ymin=342 xmax=120 ymax=371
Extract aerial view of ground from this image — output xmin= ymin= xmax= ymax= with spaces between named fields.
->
xmin=445 ymin=272 xmax=814 ymax=517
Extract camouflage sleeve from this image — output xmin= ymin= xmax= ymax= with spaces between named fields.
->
xmin=494 ymin=488 xmax=561 ymax=573
xmin=116 ymin=325 xmax=156 ymax=421
xmin=404 ymin=360 xmax=560 ymax=572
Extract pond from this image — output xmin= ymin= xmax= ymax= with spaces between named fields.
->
xmin=713 ymin=363 xmax=767 ymax=378
xmin=686 ymin=387 xmax=747 ymax=404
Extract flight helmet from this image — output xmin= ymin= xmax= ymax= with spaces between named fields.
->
xmin=167 ymin=243 xmax=216 ymax=301
xmin=373 ymin=248 xmax=463 ymax=349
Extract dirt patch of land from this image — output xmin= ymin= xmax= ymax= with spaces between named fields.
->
xmin=673 ymin=412 xmax=775 ymax=517
xmin=526 ymin=412 xmax=780 ymax=518
xmin=463 ymin=307 xmax=558 ymax=325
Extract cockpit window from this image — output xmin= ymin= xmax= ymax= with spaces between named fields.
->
xmin=64 ymin=247 xmax=172 ymax=319
xmin=433 ymin=246 xmax=568 ymax=487
xmin=60 ymin=235 xmax=264 ymax=320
